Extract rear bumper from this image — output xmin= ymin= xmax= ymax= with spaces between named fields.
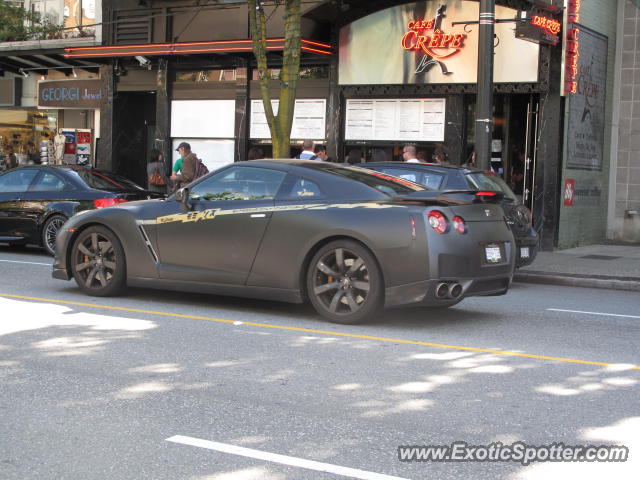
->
xmin=385 ymin=273 xmax=511 ymax=308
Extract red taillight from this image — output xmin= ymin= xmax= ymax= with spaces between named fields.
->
xmin=475 ymin=191 xmax=497 ymax=197
xmin=452 ymin=216 xmax=467 ymax=234
xmin=93 ymin=198 xmax=128 ymax=208
xmin=427 ymin=210 xmax=448 ymax=234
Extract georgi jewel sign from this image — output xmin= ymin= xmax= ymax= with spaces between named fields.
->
xmin=339 ymin=0 xmax=539 ymax=85
xmin=38 ymin=79 xmax=104 ymax=109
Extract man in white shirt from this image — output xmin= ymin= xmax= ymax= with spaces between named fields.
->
xmin=297 ymin=140 xmax=317 ymax=160
xmin=402 ymin=145 xmax=420 ymax=163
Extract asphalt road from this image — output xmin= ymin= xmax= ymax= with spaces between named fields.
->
xmin=0 ymin=245 xmax=638 ymax=480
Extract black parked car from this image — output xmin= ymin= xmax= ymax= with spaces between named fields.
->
xmin=53 ymin=160 xmax=516 ymax=324
xmin=357 ymin=162 xmax=538 ymax=267
xmin=0 ymin=165 xmax=164 ymax=255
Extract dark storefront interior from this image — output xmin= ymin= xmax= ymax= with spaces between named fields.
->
xmin=112 ymin=92 xmax=156 ymax=188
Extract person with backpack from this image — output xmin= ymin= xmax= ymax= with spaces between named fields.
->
xmin=147 ymin=149 xmax=169 ymax=194
xmin=170 ymin=142 xmax=207 ymax=189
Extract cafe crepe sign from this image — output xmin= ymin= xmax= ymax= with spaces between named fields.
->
xmin=401 ymin=5 xmax=466 ymax=75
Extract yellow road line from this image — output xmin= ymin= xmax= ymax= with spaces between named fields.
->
xmin=2 ymin=293 xmax=639 ymax=371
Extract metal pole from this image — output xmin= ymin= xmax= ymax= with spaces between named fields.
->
xmin=475 ymin=0 xmax=495 ymax=171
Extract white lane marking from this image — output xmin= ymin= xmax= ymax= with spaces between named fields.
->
xmin=166 ymin=435 xmax=410 ymax=480
xmin=0 ymin=259 xmax=51 ymax=267
xmin=548 ymin=308 xmax=640 ymax=320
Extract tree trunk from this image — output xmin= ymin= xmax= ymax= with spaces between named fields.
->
xmin=248 ymin=0 xmax=301 ymax=159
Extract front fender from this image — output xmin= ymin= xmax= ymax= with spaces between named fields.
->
xmin=53 ymin=208 xmax=158 ymax=281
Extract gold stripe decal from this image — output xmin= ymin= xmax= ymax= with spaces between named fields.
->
xmin=157 ymin=209 xmax=219 ymax=224
xmin=154 ymin=203 xmax=402 ymax=225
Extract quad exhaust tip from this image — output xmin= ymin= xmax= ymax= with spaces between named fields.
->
xmin=436 ymin=282 xmax=463 ymax=299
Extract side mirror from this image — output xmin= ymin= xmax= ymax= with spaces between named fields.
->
xmin=175 ymin=187 xmax=192 ymax=211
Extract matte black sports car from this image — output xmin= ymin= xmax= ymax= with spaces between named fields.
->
xmin=0 ymin=166 xmax=163 ymax=255
xmin=52 ymin=160 xmax=515 ymax=324
xmin=357 ymin=162 xmax=538 ymax=268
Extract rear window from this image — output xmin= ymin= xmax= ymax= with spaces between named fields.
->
xmin=322 ymin=166 xmax=425 ymax=197
xmin=72 ymin=170 xmax=144 ymax=192
xmin=371 ymin=167 xmax=445 ymax=190
xmin=464 ymin=172 xmax=517 ymax=201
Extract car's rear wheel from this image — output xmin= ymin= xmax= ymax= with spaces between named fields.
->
xmin=42 ymin=214 xmax=67 ymax=256
xmin=306 ymin=240 xmax=383 ymax=324
xmin=71 ymin=225 xmax=126 ymax=296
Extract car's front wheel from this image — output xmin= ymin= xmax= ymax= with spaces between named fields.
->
xmin=71 ymin=225 xmax=126 ymax=296
xmin=306 ymin=240 xmax=383 ymax=324
xmin=42 ymin=214 xmax=67 ymax=256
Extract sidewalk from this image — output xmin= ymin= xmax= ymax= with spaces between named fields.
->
xmin=514 ymin=243 xmax=640 ymax=292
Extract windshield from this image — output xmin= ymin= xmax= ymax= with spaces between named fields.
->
xmin=71 ymin=169 xmax=145 ymax=192
xmin=464 ymin=172 xmax=517 ymax=201
xmin=322 ymin=165 xmax=426 ymax=197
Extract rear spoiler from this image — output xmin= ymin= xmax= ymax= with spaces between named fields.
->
xmin=401 ymin=190 xmax=504 ymax=205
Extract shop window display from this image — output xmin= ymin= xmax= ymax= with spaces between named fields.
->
xmin=0 ymin=109 xmax=57 ymax=170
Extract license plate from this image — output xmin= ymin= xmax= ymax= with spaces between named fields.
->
xmin=520 ymin=247 xmax=530 ymax=259
xmin=485 ymin=245 xmax=502 ymax=263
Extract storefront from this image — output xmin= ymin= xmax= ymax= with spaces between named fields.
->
xmin=0 ymin=93 xmax=59 ymax=170
xmin=35 ymin=76 xmax=102 ymax=167
xmin=320 ymin=0 xmax=564 ymax=249
xmin=1 ymin=75 xmax=58 ymax=170
xmin=0 ymin=69 xmax=103 ymax=170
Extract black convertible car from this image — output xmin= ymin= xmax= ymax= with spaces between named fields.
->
xmin=53 ymin=160 xmax=516 ymax=324
xmin=357 ymin=162 xmax=539 ymax=268
xmin=0 ymin=165 xmax=163 ymax=255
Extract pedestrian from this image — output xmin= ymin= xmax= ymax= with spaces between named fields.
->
xmin=402 ymin=145 xmax=420 ymax=163
xmin=346 ymin=148 xmax=363 ymax=164
xmin=297 ymin=140 xmax=317 ymax=159
xmin=313 ymin=144 xmax=331 ymax=162
xmin=371 ymin=149 xmax=388 ymax=162
xmin=463 ymin=145 xmax=477 ymax=168
xmin=432 ymin=151 xmax=446 ymax=164
xmin=147 ymin=148 xmax=169 ymax=194
xmin=170 ymin=142 xmax=198 ymax=189
xmin=247 ymin=147 xmax=265 ymax=160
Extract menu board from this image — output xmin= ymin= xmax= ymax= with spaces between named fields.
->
xmin=250 ymin=99 xmax=326 ymax=140
xmin=345 ymin=98 xmax=445 ymax=141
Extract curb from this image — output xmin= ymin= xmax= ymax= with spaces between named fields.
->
xmin=514 ymin=272 xmax=640 ymax=292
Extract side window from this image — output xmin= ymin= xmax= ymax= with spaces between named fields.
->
xmin=30 ymin=172 xmax=67 ymax=192
xmin=0 ymin=170 xmax=39 ymax=193
xmin=445 ymin=173 xmax=470 ymax=190
xmin=190 ymin=166 xmax=286 ymax=201
xmin=419 ymin=171 xmax=446 ymax=190
xmin=377 ymin=168 xmax=418 ymax=184
xmin=279 ymin=175 xmax=324 ymax=199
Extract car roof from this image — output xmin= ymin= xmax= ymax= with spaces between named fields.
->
xmin=358 ymin=162 xmax=484 ymax=174
xmin=5 ymin=164 xmax=93 ymax=173
xmin=239 ymin=159 xmax=346 ymax=170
